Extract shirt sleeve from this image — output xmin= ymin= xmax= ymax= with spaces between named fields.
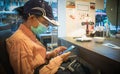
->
xmin=39 ymin=56 xmax=63 ymax=74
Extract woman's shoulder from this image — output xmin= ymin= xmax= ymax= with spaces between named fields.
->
xmin=6 ymin=29 xmax=24 ymax=42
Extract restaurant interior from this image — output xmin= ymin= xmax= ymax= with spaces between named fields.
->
xmin=0 ymin=0 xmax=120 ymax=74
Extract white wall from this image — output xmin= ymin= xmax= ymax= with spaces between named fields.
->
xmin=58 ymin=0 xmax=96 ymax=37
xmin=58 ymin=0 xmax=66 ymax=37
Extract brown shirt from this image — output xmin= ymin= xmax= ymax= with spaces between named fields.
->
xmin=6 ymin=24 xmax=46 ymax=74
xmin=6 ymin=24 xmax=63 ymax=74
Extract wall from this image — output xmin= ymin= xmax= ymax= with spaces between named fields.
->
xmin=58 ymin=0 xmax=66 ymax=37
xmin=60 ymin=0 xmax=95 ymax=37
xmin=106 ymin=0 xmax=117 ymax=26
xmin=106 ymin=0 xmax=120 ymax=29
xmin=119 ymin=0 xmax=120 ymax=27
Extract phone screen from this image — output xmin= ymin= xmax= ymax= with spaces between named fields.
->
xmin=63 ymin=45 xmax=76 ymax=53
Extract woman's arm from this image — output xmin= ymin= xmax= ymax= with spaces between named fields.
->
xmin=40 ymin=52 xmax=71 ymax=74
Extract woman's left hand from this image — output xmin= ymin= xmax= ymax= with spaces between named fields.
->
xmin=46 ymin=46 xmax=67 ymax=59
xmin=53 ymin=46 xmax=67 ymax=55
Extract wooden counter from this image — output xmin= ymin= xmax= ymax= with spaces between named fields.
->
xmin=59 ymin=37 xmax=120 ymax=74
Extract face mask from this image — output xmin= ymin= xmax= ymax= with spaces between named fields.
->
xmin=31 ymin=23 xmax=47 ymax=35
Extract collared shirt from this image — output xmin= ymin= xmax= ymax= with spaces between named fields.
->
xmin=6 ymin=24 xmax=46 ymax=74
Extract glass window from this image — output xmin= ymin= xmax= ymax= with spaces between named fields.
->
xmin=95 ymin=0 xmax=120 ymax=37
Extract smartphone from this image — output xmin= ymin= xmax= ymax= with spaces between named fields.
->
xmin=63 ymin=45 xmax=76 ymax=53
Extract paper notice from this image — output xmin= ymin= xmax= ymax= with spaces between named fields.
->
xmin=103 ymin=43 xmax=120 ymax=49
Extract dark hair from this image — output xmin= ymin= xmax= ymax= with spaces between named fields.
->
xmin=14 ymin=6 xmax=28 ymax=20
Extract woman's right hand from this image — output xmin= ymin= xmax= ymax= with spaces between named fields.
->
xmin=59 ymin=52 xmax=71 ymax=61
xmin=47 ymin=52 xmax=71 ymax=65
xmin=46 ymin=46 xmax=67 ymax=60
xmin=40 ymin=52 xmax=71 ymax=74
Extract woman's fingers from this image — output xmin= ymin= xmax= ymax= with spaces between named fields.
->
xmin=54 ymin=46 xmax=67 ymax=54
xmin=60 ymin=52 xmax=71 ymax=61
xmin=59 ymin=46 xmax=67 ymax=52
xmin=57 ymin=46 xmax=67 ymax=54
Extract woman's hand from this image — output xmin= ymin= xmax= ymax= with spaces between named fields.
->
xmin=40 ymin=52 xmax=71 ymax=74
xmin=46 ymin=46 xmax=67 ymax=60
xmin=53 ymin=46 xmax=67 ymax=55
xmin=59 ymin=52 xmax=71 ymax=61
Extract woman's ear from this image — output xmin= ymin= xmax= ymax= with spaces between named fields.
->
xmin=28 ymin=15 xmax=38 ymax=27
xmin=28 ymin=15 xmax=36 ymax=20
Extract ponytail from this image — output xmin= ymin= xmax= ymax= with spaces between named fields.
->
xmin=14 ymin=6 xmax=24 ymax=16
xmin=14 ymin=6 xmax=29 ymax=21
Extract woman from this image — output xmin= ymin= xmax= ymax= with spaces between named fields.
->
xmin=6 ymin=0 xmax=71 ymax=74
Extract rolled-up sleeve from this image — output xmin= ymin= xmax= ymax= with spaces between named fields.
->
xmin=40 ymin=56 xmax=63 ymax=74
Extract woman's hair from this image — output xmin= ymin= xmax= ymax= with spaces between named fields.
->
xmin=14 ymin=6 xmax=28 ymax=20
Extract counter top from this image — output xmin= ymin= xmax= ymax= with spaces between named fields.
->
xmin=61 ymin=37 xmax=120 ymax=62
xmin=59 ymin=37 xmax=120 ymax=74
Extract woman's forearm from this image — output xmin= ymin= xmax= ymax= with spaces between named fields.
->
xmin=40 ymin=56 xmax=63 ymax=74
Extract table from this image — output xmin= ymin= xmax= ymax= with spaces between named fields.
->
xmin=59 ymin=37 xmax=120 ymax=74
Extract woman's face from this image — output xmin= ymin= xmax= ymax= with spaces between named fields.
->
xmin=30 ymin=16 xmax=49 ymax=35
xmin=28 ymin=15 xmax=49 ymax=28
xmin=37 ymin=17 xmax=49 ymax=27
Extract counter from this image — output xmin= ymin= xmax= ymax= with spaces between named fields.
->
xmin=59 ymin=37 xmax=120 ymax=74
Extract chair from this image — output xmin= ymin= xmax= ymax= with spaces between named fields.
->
xmin=0 ymin=25 xmax=14 ymax=74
